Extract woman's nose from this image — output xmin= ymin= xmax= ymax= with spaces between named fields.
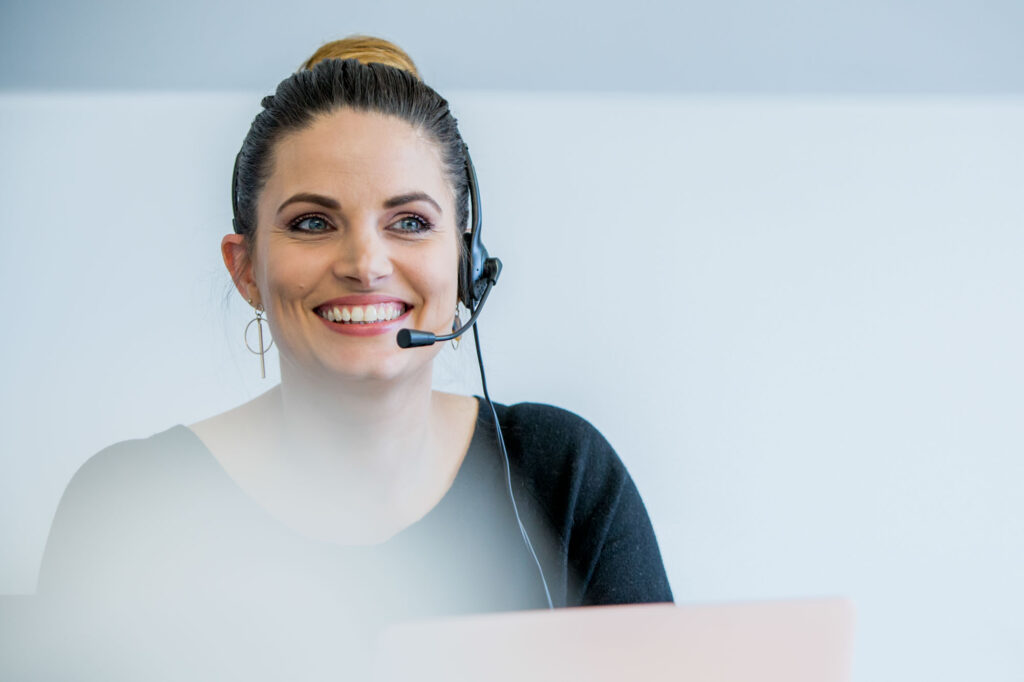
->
xmin=334 ymin=226 xmax=393 ymax=288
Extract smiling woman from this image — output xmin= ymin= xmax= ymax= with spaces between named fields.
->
xmin=27 ymin=36 xmax=673 ymax=680
xmin=229 ymin=109 xmax=462 ymax=388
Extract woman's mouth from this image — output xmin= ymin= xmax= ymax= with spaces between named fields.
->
xmin=315 ymin=302 xmax=409 ymax=324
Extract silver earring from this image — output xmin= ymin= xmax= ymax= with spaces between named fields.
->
xmin=451 ymin=307 xmax=462 ymax=351
xmin=245 ymin=299 xmax=274 ymax=378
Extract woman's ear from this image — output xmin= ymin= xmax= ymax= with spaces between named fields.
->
xmin=221 ymin=234 xmax=257 ymax=303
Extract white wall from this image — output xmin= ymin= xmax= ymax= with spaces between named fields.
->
xmin=1 ymin=92 xmax=1022 ymax=681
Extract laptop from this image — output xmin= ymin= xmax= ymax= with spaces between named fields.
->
xmin=375 ymin=598 xmax=854 ymax=682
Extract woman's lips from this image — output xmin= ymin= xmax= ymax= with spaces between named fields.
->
xmin=315 ymin=301 xmax=413 ymax=337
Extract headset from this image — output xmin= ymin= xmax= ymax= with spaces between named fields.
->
xmin=231 ymin=144 xmax=554 ymax=609
xmin=395 ymin=144 xmax=500 ymax=348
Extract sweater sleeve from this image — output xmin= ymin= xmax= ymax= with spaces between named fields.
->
xmin=500 ymin=403 xmax=674 ymax=607
xmin=574 ymin=459 xmax=674 ymax=606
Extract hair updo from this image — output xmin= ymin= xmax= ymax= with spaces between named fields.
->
xmin=231 ymin=36 xmax=469 ymax=254
xmin=300 ymin=35 xmax=421 ymax=79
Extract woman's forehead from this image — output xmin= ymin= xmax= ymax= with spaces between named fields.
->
xmin=263 ymin=109 xmax=453 ymax=206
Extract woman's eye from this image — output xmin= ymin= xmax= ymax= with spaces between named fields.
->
xmin=289 ymin=215 xmax=331 ymax=232
xmin=392 ymin=215 xmax=431 ymax=234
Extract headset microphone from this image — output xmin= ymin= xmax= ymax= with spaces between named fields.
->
xmin=396 ymin=258 xmax=501 ymax=348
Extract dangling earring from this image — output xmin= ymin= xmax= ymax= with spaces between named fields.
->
xmin=451 ymin=306 xmax=462 ymax=351
xmin=245 ymin=298 xmax=274 ymax=378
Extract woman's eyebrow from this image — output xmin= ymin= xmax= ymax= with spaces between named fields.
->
xmin=383 ymin=192 xmax=442 ymax=214
xmin=276 ymin=193 xmax=341 ymax=215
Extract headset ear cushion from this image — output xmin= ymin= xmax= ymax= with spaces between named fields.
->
xmin=459 ymin=230 xmax=475 ymax=308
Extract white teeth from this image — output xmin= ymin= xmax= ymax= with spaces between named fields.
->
xmin=320 ymin=303 xmax=407 ymax=323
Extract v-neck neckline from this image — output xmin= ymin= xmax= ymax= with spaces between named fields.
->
xmin=173 ymin=395 xmax=497 ymax=549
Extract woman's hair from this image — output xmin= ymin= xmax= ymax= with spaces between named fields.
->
xmin=232 ymin=36 xmax=469 ymax=259
xmin=300 ymin=35 xmax=420 ymax=79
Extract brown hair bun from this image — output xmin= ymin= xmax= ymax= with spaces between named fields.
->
xmin=301 ymin=35 xmax=420 ymax=80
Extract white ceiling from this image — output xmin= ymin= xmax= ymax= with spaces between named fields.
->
xmin=2 ymin=0 xmax=1022 ymax=93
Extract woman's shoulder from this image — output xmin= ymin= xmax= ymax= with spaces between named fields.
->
xmin=492 ymin=400 xmax=623 ymax=467
xmin=65 ymin=425 xmax=212 ymax=495
xmin=49 ymin=424 xmax=222 ymax=537
xmin=485 ymin=399 xmax=630 ymax=502
xmin=494 ymin=400 xmax=597 ymax=430
xmin=486 ymin=399 xmax=673 ymax=604
xmin=38 ymin=425 xmax=219 ymax=593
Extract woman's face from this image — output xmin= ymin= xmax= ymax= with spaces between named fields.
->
xmin=225 ymin=108 xmax=460 ymax=384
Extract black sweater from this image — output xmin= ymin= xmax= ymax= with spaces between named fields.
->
xmin=29 ymin=398 xmax=672 ymax=679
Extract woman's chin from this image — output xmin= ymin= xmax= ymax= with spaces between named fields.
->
xmin=283 ymin=345 xmax=435 ymax=387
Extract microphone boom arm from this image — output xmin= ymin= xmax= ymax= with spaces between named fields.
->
xmin=396 ymin=258 xmax=502 ymax=349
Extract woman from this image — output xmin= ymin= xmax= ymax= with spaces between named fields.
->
xmin=35 ymin=36 xmax=671 ymax=678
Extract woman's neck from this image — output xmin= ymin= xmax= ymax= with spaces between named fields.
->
xmin=269 ymin=359 xmax=453 ymax=518
xmin=277 ymin=363 xmax=435 ymax=467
